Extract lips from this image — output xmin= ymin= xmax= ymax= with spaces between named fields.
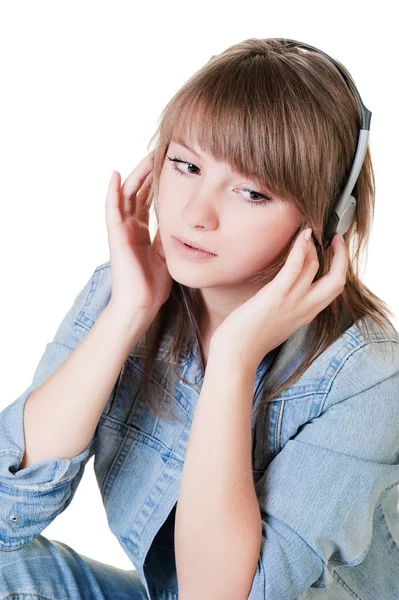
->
xmin=174 ymin=236 xmax=216 ymax=255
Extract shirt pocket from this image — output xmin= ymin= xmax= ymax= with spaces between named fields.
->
xmin=94 ymin=354 xmax=190 ymax=507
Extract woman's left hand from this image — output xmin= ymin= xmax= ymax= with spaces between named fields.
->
xmin=209 ymin=229 xmax=348 ymax=373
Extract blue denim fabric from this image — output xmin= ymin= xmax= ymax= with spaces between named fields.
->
xmin=0 ymin=534 xmax=151 ymax=599
xmin=1 ymin=260 xmax=398 ymax=599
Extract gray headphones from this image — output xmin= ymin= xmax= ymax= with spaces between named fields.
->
xmin=274 ymin=39 xmax=371 ymax=252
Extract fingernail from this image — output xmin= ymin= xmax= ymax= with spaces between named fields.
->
xmin=304 ymin=228 xmax=312 ymax=241
xmin=336 ymin=233 xmax=344 ymax=244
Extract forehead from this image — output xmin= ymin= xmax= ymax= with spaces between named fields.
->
xmin=169 ymin=136 xmax=243 ymax=178
xmin=170 ymin=137 xmax=202 ymax=158
xmin=169 ymin=135 xmax=209 ymax=159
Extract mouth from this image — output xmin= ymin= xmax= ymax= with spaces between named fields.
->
xmin=174 ymin=236 xmax=216 ymax=255
xmin=172 ymin=236 xmax=217 ymax=258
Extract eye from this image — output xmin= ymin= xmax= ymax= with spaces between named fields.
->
xmin=166 ymin=156 xmax=273 ymax=207
xmin=240 ymin=188 xmax=273 ymax=206
xmin=167 ymin=156 xmax=200 ymax=176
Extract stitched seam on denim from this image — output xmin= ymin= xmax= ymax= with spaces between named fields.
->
xmin=318 ymin=338 xmax=397 ymax=414
xmin=377 ymin=500 xmax=399 ymax=552
xmin=1 ymin=594 xmax=56 ymax=600
xmin=0 ymin=477 xmax=72 ymax=495
xmin=275 ymin=399 xmax=285 ymax=454
xmin=106 ymin=362 xmax=126 ymax=418
xmin=74 ymin=264 xmax=103 ymax=330
xmin=265 ymin=336 xmax=396 ymax=403
xmin=332 ymin=571 xmax=363 ymax=599
xmin=100 ymin=425 xmax=132 ymax=500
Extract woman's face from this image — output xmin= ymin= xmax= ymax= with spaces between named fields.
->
xmin=157 ymin=134 xmax=304 ymax=291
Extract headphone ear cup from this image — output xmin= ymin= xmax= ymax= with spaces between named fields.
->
xmin=322 ymin=211 xmax=339 ymax=252
xmin=336 ymin=196 xmax=356 ymax=236
xmin=322 ymin=193 xmax=356 ymax=252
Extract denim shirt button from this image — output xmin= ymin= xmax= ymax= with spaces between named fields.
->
xmin=9 ymin=514 xmax=20 ymax=522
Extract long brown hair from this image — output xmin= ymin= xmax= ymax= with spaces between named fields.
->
xmin=131 ymin=37 xmax=398 ymax=424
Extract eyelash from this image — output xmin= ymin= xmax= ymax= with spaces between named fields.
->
xmin=166 ymin=156 xmax=273 ymax=207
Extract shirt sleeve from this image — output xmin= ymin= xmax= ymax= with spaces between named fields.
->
xmin=0 ymin=263 xmax=104 ymax=551
xmin=247 ymin=337 xmax=399 ymax=600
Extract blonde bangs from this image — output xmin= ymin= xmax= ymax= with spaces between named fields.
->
xmin=155 ymin=48 xmax=352 ymax=215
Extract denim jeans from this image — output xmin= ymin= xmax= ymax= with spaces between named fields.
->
xmin=0 ymin=534 xmax=151 ymax=599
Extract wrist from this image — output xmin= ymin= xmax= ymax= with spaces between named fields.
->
xmin=106 ymin=301 xmax=159 ymax=335
xmin=207 ymin=343 xmax=258 ymax=379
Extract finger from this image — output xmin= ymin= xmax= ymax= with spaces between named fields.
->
xmin=121 ymin=151 xmax=155 ymax=214
xmin=290 ymin=236 xmax=320 ymax=298
xmin=306 ymin=233 xmax=348 ymax=308
xmin=105 ymin=170 xmax=123 ymax=227
xmin=122 ymin=151 xmax=154 ymax=214
xmin=134 ymin=170 xmax=154 ymax=222
xmin=273 ymin=228 xmax=312 ymax=296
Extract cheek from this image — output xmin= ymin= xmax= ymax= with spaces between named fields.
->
xmin=157 ymin=164 xmax=180 ymax=206
xmin=234 ymin=211 xmax=301 ymax=265
xmin=157 ymin=170 xmax=173 ymax=218
xmin=238 ymin=230 xmax=280 ymax=266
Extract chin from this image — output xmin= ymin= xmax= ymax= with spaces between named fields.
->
xmin=166 ymin=266 xmax=209 ymax=290
xmin=170 ymin=274 xmax=205 ymax=290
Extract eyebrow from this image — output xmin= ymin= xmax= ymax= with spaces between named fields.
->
xmin=170 ymin=137 xmax=275 ymax=196
xmin=170 ymin=138 xmax=202 ymax=159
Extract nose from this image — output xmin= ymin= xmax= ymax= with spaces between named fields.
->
xmin=182 ymin=187 xmax=219 ymax=229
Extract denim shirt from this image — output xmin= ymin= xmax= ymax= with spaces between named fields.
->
xmin=1 ymin=260 xmax=399 ymax=600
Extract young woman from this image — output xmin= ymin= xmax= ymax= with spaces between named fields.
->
xmin=0 ymin=38 xmax=398 ymax=600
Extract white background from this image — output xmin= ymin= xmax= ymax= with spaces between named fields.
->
xmin=0 ymin=0 xmax=397 ymax=572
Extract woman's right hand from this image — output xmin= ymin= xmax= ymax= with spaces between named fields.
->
xmin=105 ymin=151 xmax=173 ymax=317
